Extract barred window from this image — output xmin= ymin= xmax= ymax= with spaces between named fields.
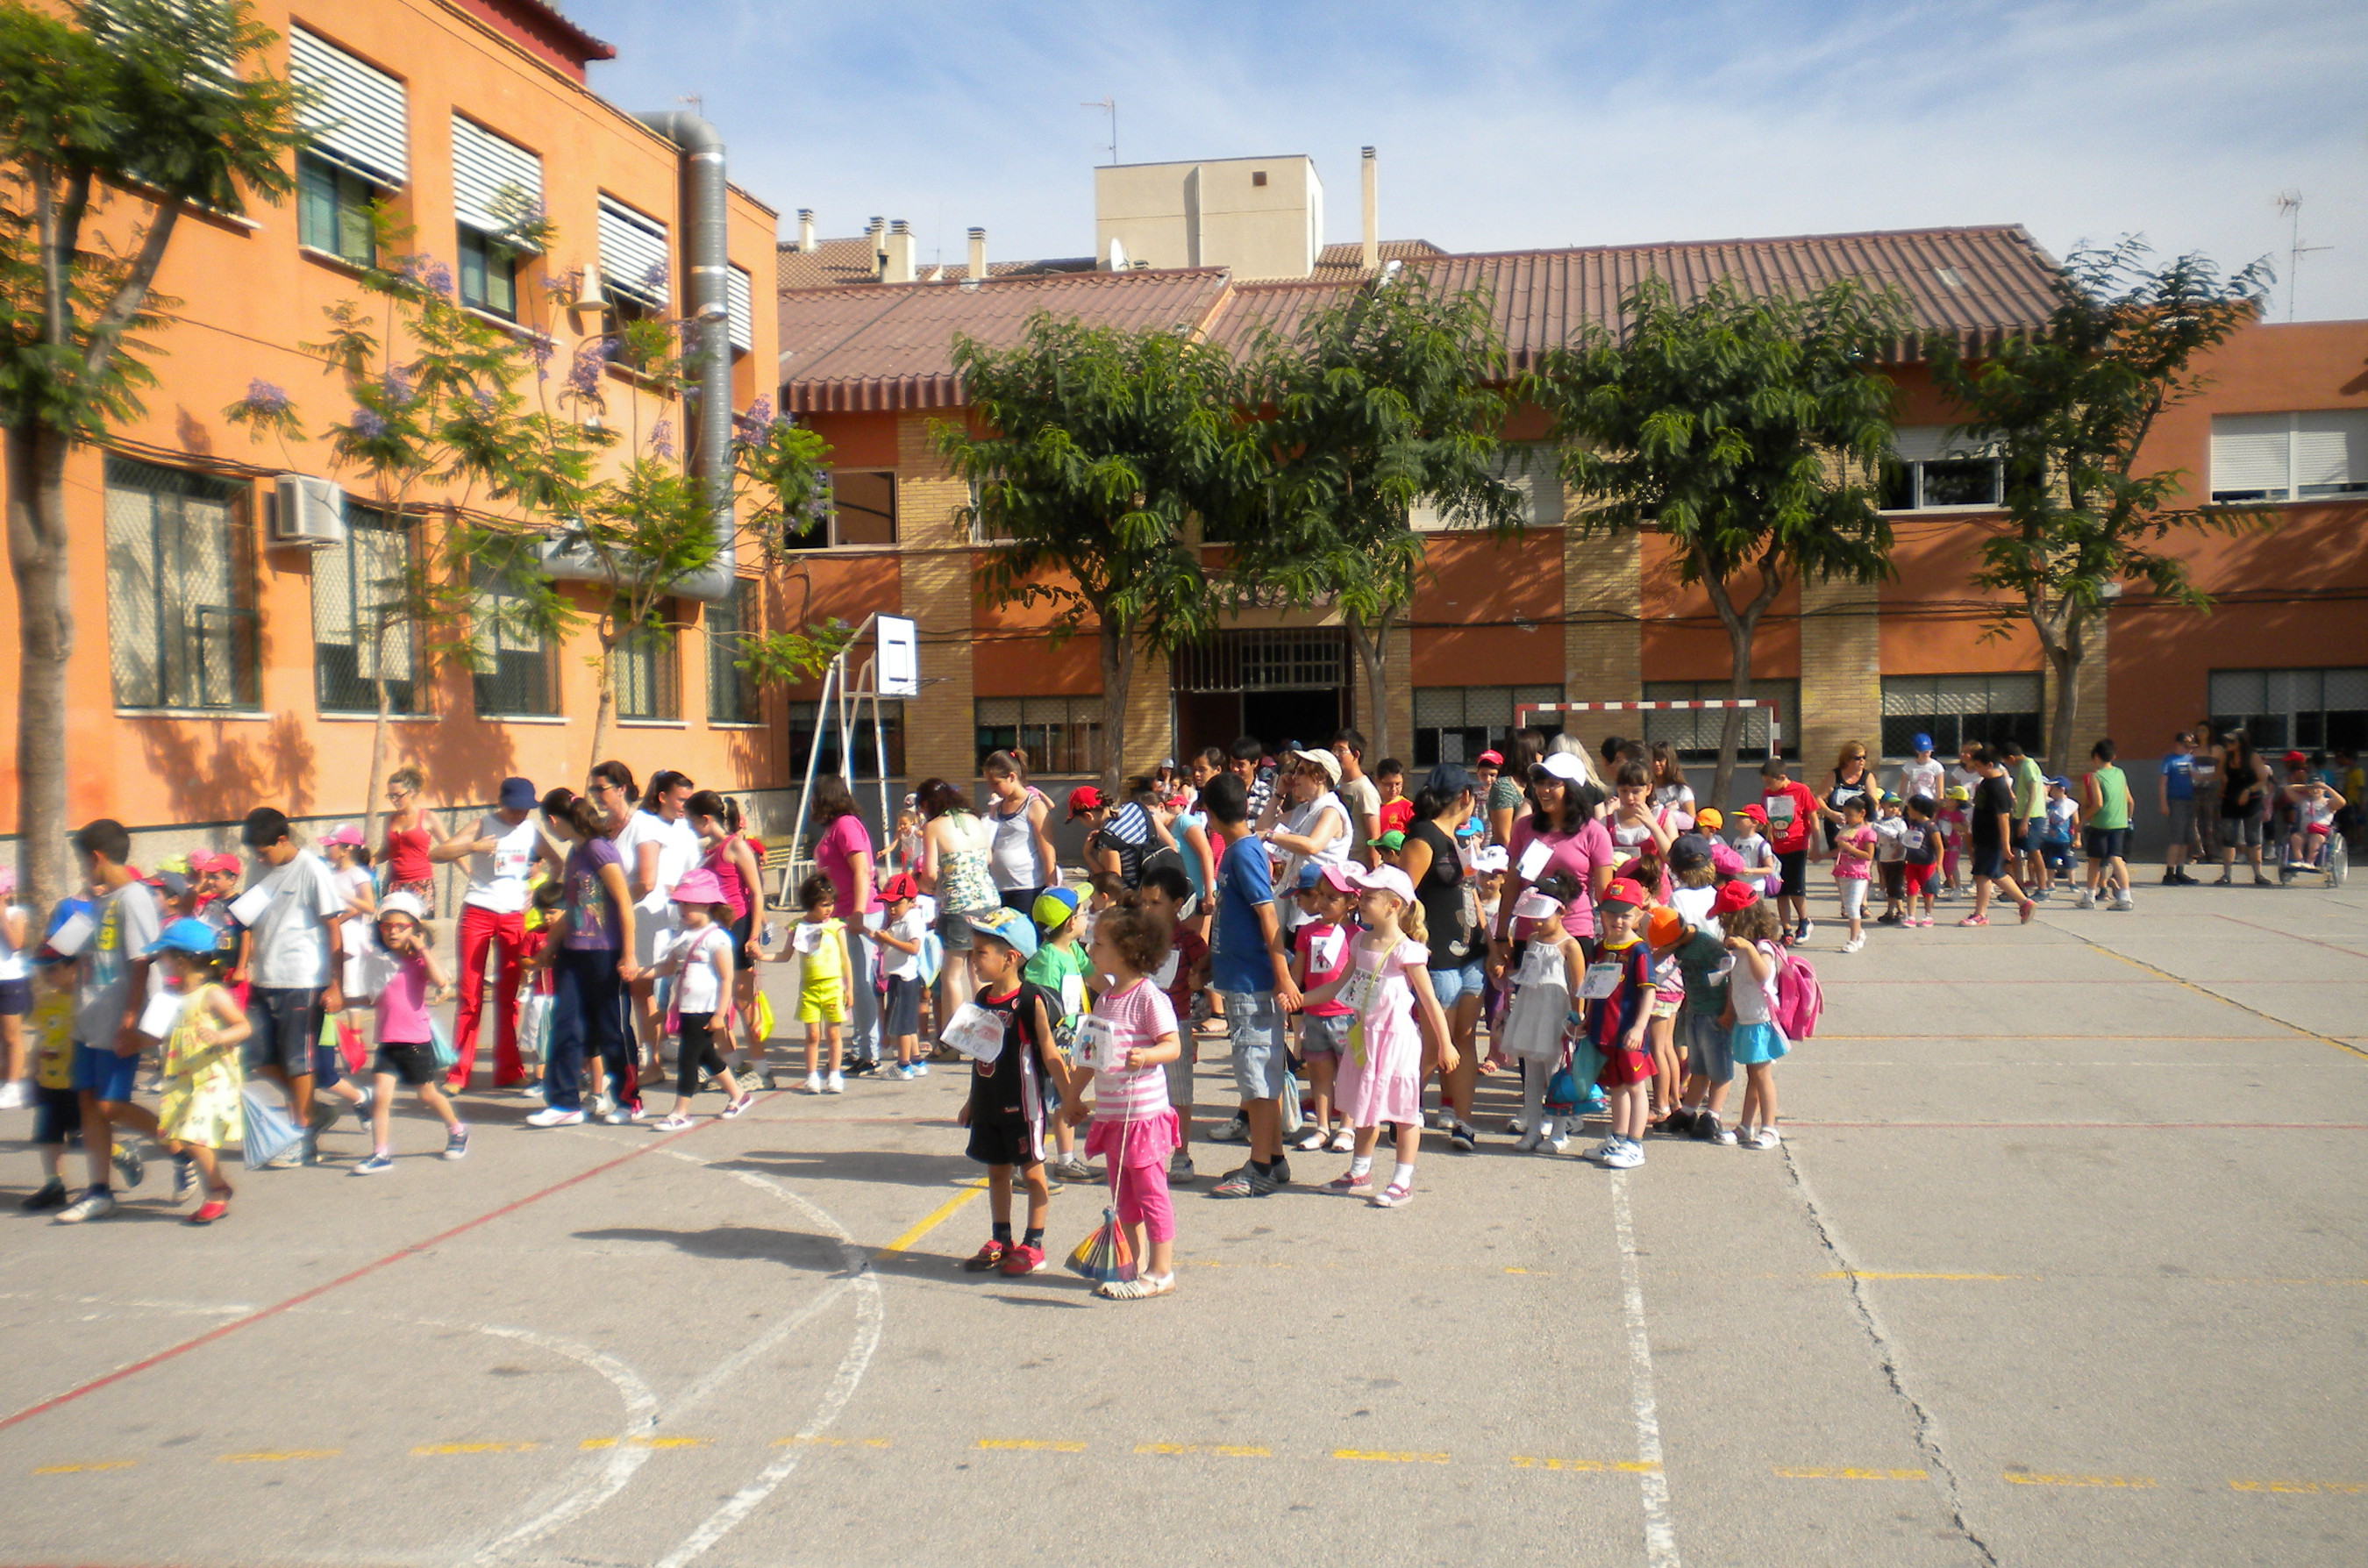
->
xmin=1640 ymin=681 xmax=1801 ymax=762
xmin=313 ymin=505 xmax=417 ymax=714
xmin=2209 ymin=667 xmax=2368 ymax=753
xmin=471 ymin=566 xmax=559 ymax=717
xmin=616 ymin=599 xmax=680 ymax=721
xmin=104 ymin=456 xmax=258 ymax=710
xmin=706 ymin=581 xmax=759 ymax=725
xmin=1411 ymin=685 xmax=1565 ymax=767
xmin=783 ymin=469 xmax=896 ymax=550
xmin=1878 ymin=674 xmax=2041 ymax=759
xmin=974 ymin=695 xmax=1104 ymax=775
xmin=793 ymin=699 xmax=906 ymax=778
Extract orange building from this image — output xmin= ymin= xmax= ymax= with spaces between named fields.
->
xmin=774 ymin=211 xmax=2368 ymax=850
xmin=0 ymin=0 xmax=788 ymax=870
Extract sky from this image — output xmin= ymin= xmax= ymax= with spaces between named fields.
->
xmin=566 ymin=0 xmax=2368 ymax=319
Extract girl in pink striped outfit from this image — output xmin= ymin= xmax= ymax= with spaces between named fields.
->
xmin=1062 ymin=906 xmax=1182 ymax=1301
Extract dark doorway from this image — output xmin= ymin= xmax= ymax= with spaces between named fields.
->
xmin=1242 ymin=688 xmax=1341 ymax=756
xmin=1175 ymin=690 xmax=1242 ymax=761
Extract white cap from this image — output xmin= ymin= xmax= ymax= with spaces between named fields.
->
xmin=378 ymin=890 xmax=428 ymax=921
xmin=1539 ymin=752 xmax=1587 ymax=783
xmin=1292 ymin=748 xmax=1342 ymax=786
xmin=1355 ymin=864 xmax=1416 ymax=905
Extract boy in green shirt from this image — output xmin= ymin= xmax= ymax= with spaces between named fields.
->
xmin=1025 ymin=886 xmax=1094 ymax=1182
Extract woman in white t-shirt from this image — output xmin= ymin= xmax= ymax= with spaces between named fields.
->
xmin=1646 ymin=742 xmax=1698 ymax=831
xmin=1263 ymin=749 xmax=1350 ymax=929
xmin=613 ymin=766 xmax=702 ymax=1074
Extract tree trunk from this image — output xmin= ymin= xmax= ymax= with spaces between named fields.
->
xmin=1098 ymin=613 xmax=1131 ymax=795
xmin=2040 ymin=598 xmax=2086 ymax=773
xmin=1344 ymin=610 xmax=1392 ymax=760
xmin=6 ymin=423 xmax=75 ymax=912
xmin=588 ymin=635 xmax=616 ymax=779
xmin=1697 ymin=546 xmax=1787 ymax=810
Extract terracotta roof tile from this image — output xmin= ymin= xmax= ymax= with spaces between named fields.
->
xmin=776 ymin=237 xmax=1097 ymax=292
xmin=779 ymin=267 xmax=1231 ymax=412
xmin=1309 ymin=238 xmax=1445 ymax=282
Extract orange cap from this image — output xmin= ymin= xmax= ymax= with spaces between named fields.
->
xmin=1645 ymin=905 xmax=1686 ymax=949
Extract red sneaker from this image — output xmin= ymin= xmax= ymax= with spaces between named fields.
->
xmin=187 ymin=1199 xmax=230 ymax=1225
xmin=2018 ymin=899 xmax=2036 ymax=924
xmin=960 ymin=1239 xmax=1008 ymax=1272
xmin=999 ymin=1242 xmax=1046 ymax=1277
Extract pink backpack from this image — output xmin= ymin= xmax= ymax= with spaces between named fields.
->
xmin=1772 ymin=948 xmax=1823 ymax=1041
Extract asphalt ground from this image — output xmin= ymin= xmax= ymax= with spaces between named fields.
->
xmin=0 ymin=867 xmax=2362 ymax=1568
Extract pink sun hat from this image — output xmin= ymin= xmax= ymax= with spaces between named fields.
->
xmin=669 ymin=867 xmax=727 ymax=906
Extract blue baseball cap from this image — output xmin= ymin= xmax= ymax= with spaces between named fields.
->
xmin=498 ymin=776 xmax=538 ymax=810
xmin=963 ymin=904 xmax=1038 ymax=959
xmin=1295 ymin=861 xmax=1323 ymax=890
xmin=146 ymin=916 xmax=223 ymax=958
xmin=1031 ymin=886 xmax=1081 ymax=932
xmin=1911 ymin=732 xmax=1933 ymax=752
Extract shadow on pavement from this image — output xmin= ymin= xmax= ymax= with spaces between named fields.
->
xmin=574 ymin=1222 xmax=852 ymax=1272
xmin=717 ymin=1149 xmax=980 ymax=1187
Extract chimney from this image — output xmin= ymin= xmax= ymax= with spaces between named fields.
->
xmin=866 ymin=215 xmax=885 ymax=278
xmin=967 ymin=226 xmax=988 ymax=282
xmin=1360 ymin=146 xmax=1378 ymax=274
xmin=882 ymin=219 xmax=916 ymax=283
xmin=796 ymin=208 xmax=817 ymax=253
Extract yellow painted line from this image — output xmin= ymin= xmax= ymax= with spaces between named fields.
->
xmin=579 ymin=1436 xmax=711 ymax=1450
xmin=977 ymin=1437 xmax=1085 ymax=1452
xmin=1511 ymin=1455 xmax=1656 ymax=1472
xmin=2003 ymin=1471 xmax=2154 ymax=1488
xmin=1503 ymin=1267 xmax=1556 ymax=1276
xmin=1336 ymin=1449 xmax=1449 ymax=1465
xmin=1777 ymin=1466 xmax=1929 ymax=1480
xmin=33 ymin=1459 xmax=137 ymax=1474
xmin=1823 ymin=1272 xmax=2035 ymax=1282
xmin=413 ymin=1442 xmax=541 ymax=1456
xmin=773 ymin=1436 xmax=893 ymax=1449
xmin=2230 ymin=1479 xmax=2367 ymax=1494
xmin=881 ymin=1180 xmax=991 ymax=1254
xmin=2078 ymin=940 xmax=2368 ymax=1063
xmin=1135 ymin=1443 xmax=1271 ymax=1458
xmin=218 ymin=1449 xmax=341 ymax=1464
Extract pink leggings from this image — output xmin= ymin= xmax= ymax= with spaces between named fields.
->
xmin=1111 ymin=1160 xmax=1174 ymax=1244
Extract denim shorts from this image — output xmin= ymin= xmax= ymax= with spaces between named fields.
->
xmin=1298 ymin=1011 xmax=1349 ymax=1060
xmin=71 ymin=1041 xmax=139 ymax=1102
xmin=1685 ymin=1009 xmax=1734 ymax=1085
xmin=1220 ymin=991 xmax=1290 ymax=1101
xmin=244 ymin=986 xmax=325 ymax=1083
xmin=1427 ymin=959 xmax=1487 ymax=1008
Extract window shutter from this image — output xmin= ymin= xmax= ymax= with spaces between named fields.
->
xmin=1891 ymin=424 xmax=1992 ymax=463
xmin=727 ymin=264 xmax=753 ymax=353
xmin=598 ymin=197 xmax=670 ymax=308
xmin=2293 ymin=410 xmax=2368 ymax=495
xmin=451 ymin=115 xmax=541 ymax=243
xmin=2209 ymin=414 xmax=2292 ymax=498
xmin=289 ymin=28 xmax=408 ymax=189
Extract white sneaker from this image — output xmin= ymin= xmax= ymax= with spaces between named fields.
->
xmin=590 ymin=1093 xmax=616 ymax=1119
xmin=888 ymin=1064 xmax=914 ymax=1081
xmin=1544 ymin=1120 xmax=1570 ymax=1155
xmin=1603 ymin=1138 xmax=1644 ymax=1170
xmin=1843 ymin=936 xmax=1865 ymax=953
xmin=2111 ymin=891 xmax=2134 ymax=911
xmin=824 ymin=1072 xmax=845 ymax=1094
xmin=0 ymin=1079 xmax=28 ymax=1110
xmin=803 ymin=1073 xmax=824 ymax=1094
xmin=1514 ymin=1125 xmax=1542 ymax=1153
xmin=910 ymin=1062 xmax=929 ymax=1077
xmin=2074 ymin=888 xmax=2094 ymax=909
xmin=1589 ymin=1137 xmax=1621 ymax=1163
xmin=525 ymin=1106 xmax=584 ymax=1128
xmin=600 ymin=1108 xmax=632 ymax=1125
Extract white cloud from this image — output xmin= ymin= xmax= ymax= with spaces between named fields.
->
xmin=570 ymin=0 xmax=2368 ymax=316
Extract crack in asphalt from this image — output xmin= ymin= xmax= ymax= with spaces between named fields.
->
xmin=1780 ymin=1145 xmax=2003 ymax=1568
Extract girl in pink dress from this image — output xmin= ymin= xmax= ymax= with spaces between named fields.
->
xmin=1304 ymin=866 xmax=1457 ymax=1210
xmin=1062 ymin=905 xmax=1182 ymax=1301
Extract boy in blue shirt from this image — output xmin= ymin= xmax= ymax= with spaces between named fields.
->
xmin=1202 ymin=773 xmax=1302 ymax=1198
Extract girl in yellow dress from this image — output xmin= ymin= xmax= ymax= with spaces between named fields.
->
xmin=148 ymin=919 xmax=250 ymax=1225
xmin=768 ymin=873 xmax=852 ymax=1095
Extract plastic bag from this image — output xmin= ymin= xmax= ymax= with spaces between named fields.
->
xmin=429 ymin=1014 xmax=458 ymax=1072
xmin=239 ymin=1087 xmax=302 ymax=1169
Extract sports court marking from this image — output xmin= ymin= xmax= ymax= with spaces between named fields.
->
xmin=977 ymin=1437 xmax=1085 ymax=1452
xmin=580 ymin=1436 xmax=710 ymax=1450
xmin=2002 ymin=1471 xmax=2155 ymax=1488
xmin=1608 ymin=1172 xmax=1682 ymax=1568
xmin=773 ymin=1436 xmax=891 ymax=1449
xmin=1822 ymin=1271 xmax=2033 ymax=1282
xmin=879 ymin=1179 xmax=989 ymax=1253
xmin=1334 ymin=1449 xmax=1449 ymax=1464
xmin=2060 ymin=930 xmax=2368 ymax=1064
xmin=30 ymin=1459 xmax=137 ymax=1474
xmin=2208 ymin=911 xmax=2368 ymax=962
xmin=218 ymin=1449 xmax=341 ymax=1464
xmin=1136 ymin=1443 xmax=1272 ymax=1458
xmin=1775 ymin=1466 xmax=1928 ymax=1480
xmin=1787 ymin=1120 xmax=2368 ymax=1130
xmin=1512 ymin=1455 xmax=1658 ymax=1473
xmin=415 ymin=1442 xmax=541 ymax=1456
xmin=2229 ymin=1479 xmax=2366 ymax=1494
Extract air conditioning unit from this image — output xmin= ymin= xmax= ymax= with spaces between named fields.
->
xmin=272 ymin=474 xmax=346 ymax=548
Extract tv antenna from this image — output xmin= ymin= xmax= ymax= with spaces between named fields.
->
xmin=1082 ymin=96 xmax=1116 ymax=165
xmin=2274 ymin=190 xmax=2331 ymax=323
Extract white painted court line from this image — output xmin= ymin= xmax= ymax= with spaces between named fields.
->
xmin=1608 ymin=1172 xmax=1681 ymax=1568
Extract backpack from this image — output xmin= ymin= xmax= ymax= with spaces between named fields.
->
xmin=1772 ymin=948 xmax=1823 ymax=1041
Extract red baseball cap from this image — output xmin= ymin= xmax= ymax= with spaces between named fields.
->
xmin=1065 ymin=785 xmax=1105 ymax=819
xmin=1598 ymin=877 xmax=1648 ymax=909
xmin=1737 ymin=804 xmax=1768 ymax=825
xmin=1477 ymin=749 xmax=1505 ymax=766
xmin=2284 ymin=750 xmax=2307 ymax=766
xmin=1710 ymin=879 xmax=1759 ymax=916
xmin=878 ymin=872 xmax=918 ymax=902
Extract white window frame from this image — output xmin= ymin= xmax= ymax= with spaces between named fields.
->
xmin=1883 ymin=425 xmax=2003 ymax=512
xmin=289 ymin=26 xmax=408 ymax=189
xmin=597 ymin=196 xmax=671 ymax=310
xmin=2210 ymin=410 xmax=2368 ymax=503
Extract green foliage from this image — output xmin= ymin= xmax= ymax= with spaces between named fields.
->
xmin=939 ymin=312 xmax=1257 ymax=649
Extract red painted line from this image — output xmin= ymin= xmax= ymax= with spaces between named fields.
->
xmin=2208 ymin=912 xmax=2368 ymax=961
xmin=0 ymin=1103 xmax=754 ymax=1435
xmin=1791 ymin=1121 xmax=2368 ymax=1130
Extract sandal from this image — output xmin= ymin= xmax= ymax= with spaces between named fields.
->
xmin=1095 ymin=1273 xmax=1175 ymax=1301
xmin=651 ymin=1113 xmax=695 ymax=1131
xmin=1956 ymin=915 xmax=1988 ymax=926
xmin=1367 ymin=1181 xmax=1415 ymax=1208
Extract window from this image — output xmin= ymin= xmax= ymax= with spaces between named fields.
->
xmin=471 ymin=566 xmax=559 ymax=717
xmin=726 ymin=264 xmax=753 ymax=355
xmin=297 ymin=152 xmax=379 ymax=267
xmin=793 ymin=700 xmax=906 ymax=778
xmin=1410 ymin=444 xmax=1562 ymax=531
xmin=1411 ymin=685 xmax=1566 ymax=767
xmin=1883 ymin=426 xmax=2002 ymax=510
xmin=974 ymin=696 xmax=1102 ymax=775
xmin=2209 ymin=412 xmax=2368 ymax=503
xmin=705 ymin=581 xmax=760 ymax=725
xmin=289 ymin=27 xmax=404 ymax=267
xmin=616 ymin=602 xmax=680 ymax=721
xmin=1640 ymin=680 xmax=1800 ymax=762
xmin=785 ymin=469 xmax=896 ymax=549
xmin=1252 ymin=170 xmax=1268 ymax=187
xmin=2209 ymin=667 xmax=2368 ymax=752
xmin=457 ymin=225 xmax=517 ymax=317
xmin=104 ymin=457 xmax=257 ymax=710
xmin=597 ymin=196 xmax=669 ymax=313
xmin=1878 ymin=673 xmax=2041 ymax=759
xmin=313 ymin=505 xmax=417 ymax=714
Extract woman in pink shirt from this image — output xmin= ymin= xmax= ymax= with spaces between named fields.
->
xmin=1491 ymin=754 xmax=1616 ymax=986
xmin=809 ymin=776 xmax=883 ymax=1071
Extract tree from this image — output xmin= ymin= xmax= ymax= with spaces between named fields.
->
xmin=1 ymin=0 xmax=301 ymax=909
xmin=938 ymin=313 xmax=1263 ymax=790
xmin=1929 ymin=239 xmax=2273 ymax=767
xmin=1237 ymin=270 xmax=1523 ymax=759
xmin=1530 ymin=274 xmax=1906 ymax=804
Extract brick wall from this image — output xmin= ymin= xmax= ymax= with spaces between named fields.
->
xmin=1563 ymin=526 xmax=1641 ymax=701
xmin=1123 ymin=644 xmax=1174 ymax=774
xmin=1798 ymin=573 xmax=1883 ymax=770
xmin=895 ymin=410 xmax=976 ymax=784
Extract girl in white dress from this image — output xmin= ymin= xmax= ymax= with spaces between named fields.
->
xmin=1499 ymin=872 xmax=1587 ymax=1154
xmin=1301 ymin=866 xmax=1456 ymax=1209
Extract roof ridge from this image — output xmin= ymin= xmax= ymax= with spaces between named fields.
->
xmin=779 ymin=264 xmax=1231 ymax=300
xmin=1413 ymin=225 xmax=2040 ymax=265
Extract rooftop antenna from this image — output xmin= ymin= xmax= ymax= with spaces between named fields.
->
xmin=2274 ymin=190 xmax=2330 ymax=323
xmin=676 ymin=93 xmax=703 ymax=117
xmin=1081 ymin=96 xmax=1116 ymax=165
